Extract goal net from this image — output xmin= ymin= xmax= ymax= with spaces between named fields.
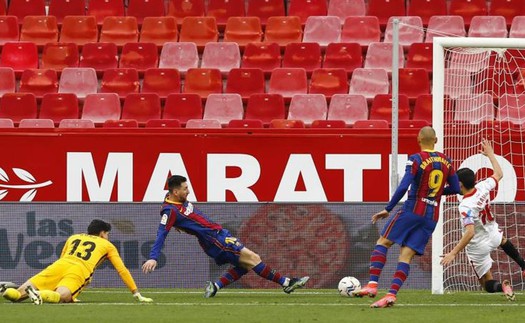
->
xmin=432 ymin=37 xmax=525 ymax=294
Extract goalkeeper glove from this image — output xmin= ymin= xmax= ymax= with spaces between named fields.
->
xmin=133 ymin=292 xmax=153 ymax=303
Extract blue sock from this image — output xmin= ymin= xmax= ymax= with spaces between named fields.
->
xmin=369 ymin=245 xmax=388 ymax=284
xmin=216 ymin=266 xmax=248 ymax=289
xmin=389 ymin=262 xmax=410 ymax=295
xmin=252 ymin=262 xmax=287 ymax=286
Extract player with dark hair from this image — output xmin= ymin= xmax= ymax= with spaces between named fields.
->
xmin=354 ymin=126 xmax=461 ymax=308
xmin=142 ymin=175 xmax=309 ymax=297
xmin=441 ymin=139 xmax=525 ymax=300
xmin=1 ymin=219 xmax=152 ymax=304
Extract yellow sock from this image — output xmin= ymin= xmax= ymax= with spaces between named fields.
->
xmin=40 ymin=290 xmax=61 ymax=303
xmin=3 ymin=288 xmax=21 ymax=302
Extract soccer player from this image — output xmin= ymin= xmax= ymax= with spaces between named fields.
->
xmin=142 ymin=175 xmax=310 ymax=297
xmin=1 ymin=219 xmax=153 ymax=304
xmin=354 ymin=126 xmax=460 ymax=308
xmin=440 ymin=139 xmax=525 ymax=300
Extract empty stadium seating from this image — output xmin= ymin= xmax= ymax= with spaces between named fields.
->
xmin=41 ymin=43 xmax=79 ymax=71
xmin=264 ymin=16 xmax=303 ymax=47
xmin=81 ymin=93 xmax=121 ymax=124
xmin=349 ymin=68 xmax=389 ymax=100
xmin=79 ymin=42 xmax=119 ymax=75
xmin=19 ymin=69 xmax=58 ymax=98
xmin=39 ymin=93 xmax=79 ymax=124
xmin=163 ymin=93 xmax=203 ymax=124
xmin=100 ymin=16 xmax=139 ymax=47
xmin=184 ymin=68 xmax=223 ymax=98
xmin=287 ymin=94 xmax=328 ymax=125
xmin=268 ymin=68 xmax=308 ymax=100
xmin=282 ymin=42 xmax=322 ymax=74
xmin=225 ymin=68 xmax=265 ymax=100
xmin=142 ymin=68 xmax=181 ymax=99
xmin=224 ymin=17 xmax=263 ymax=47
xmin=309 ymin=68 xmax=349 ymax=99
xmin=179 ymin=17 xmax=219 ymax=49
xmin=121 ymin=93 xmax=162 ymax=124
xmin=323 ymin=43 xmax=363 ymax=74
xmin=203 ymin=93 xmax=244 ymax=125
xmin=207 ymin=0 xmax=246 ymax=28
xmin=7 ymin=0 xmax=46 ymax=20
xmin=60 ymin=16 xmax=98 ymax=46
xmin=140 ymin=17 xmax=179 ymax=47
xmin=327 ymin=94 xmax=368 ymax=126
xmin=119 ymin=42 xmax=159 ymax=74
xmin=58 ymin=67 xmax=98 ymax=99
xmin=0 ymin=68 xmax=16 ymax=96
xmin=245 ymin=93 xmax=286 ymax=125
xmin=0 ymin=42 xmax=39 ymax=74
xmin=0 ymin=93 xmax=38 ymax=124
xmin=302 ymin=16 xmax=341 ymax=47
xmin=327 ymin=0 xmax=366 ymax=24
xmin=201 ymin=42 xmax=241 ymax=73
xmin=0 ymin=16 xmax=20 ymax=45
xmin=100 ymin=68 xmax=140 ymax=98
xmin=242 ymin=42 xmax=281 ymax=74
xmin=48 ymin=0 xmax=86 ymax=24
xmin=159 ymin=42 xmax=199 ymax=73
xmin=87 ymin=0 xmax=125 ymax=25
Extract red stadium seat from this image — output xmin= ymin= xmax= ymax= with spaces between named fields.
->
xmin=384 ymin=16 xmax=424 ymax=48
xmin=0 ymin=92 xmax=37 ymax=124
xmin=0 ymin=0 xmax=6 ymax=15
xmin=288 ymin=0 xmax=328 ymax=25
xmin=0 ymin=119 xmax=15 ymax=128
xmin=59 ymin=119 xmax=95 ymax=128
xmin=282 ymin=42 xmax=322 ymax=74
xmin=349 ymin=68 xmax=389 ymax=100
xmin=510 ymin=16 xmax=525 ymax=38
xmin=0 ymin=67 xmax=16 ymax=96
xmin=353 ymin=119 xmax=389 ymax=129
xmin=323 ymin=43 xmax=362 ymax=74
xmin=450 ymin=0 xmax=488 ymax=27
xmin=41 ymin=42 xmax=79 ymax=72
xmin=0 ymin=16 xmax=19 ymax=45
xmin=81 ymin=93 xmax=121 ymax=124
xmin=163 ymin=93 xmax=203 ymax=124
xmin=498 ymin=94 xmax=525 ymax=124
xmin=58 ymin=67 xmax=98 ymax=99
xmin=364 ymin=42 xmax=404 ymax=73
xmin=302 ymin=16 xmax=341 ymax=48
xmin=454 ymin=94 xmax=495 ymax=124
xmin=327 ymin=94 xmax=368 ymax=126
xmin=159 ymin=42 xmax=199 ymax=73
xmin=207 ymin=0 xmax=246 ymax=28
xmin=100 ymin=16 xmax=139 ymax=48
xmin=19 ymin=69 xmax=58 ymax=98
xmin=444 ymin=68 xmax=472 ymax=99
xmin=309 ymin=68 xmax=349 ymax=99
xmin=398 ymin=120 xmax=430 ymax=128
xmin=225 ymin=68 xmax=265 ymax=100
xmin=341 ymin=16 xmax=380 ymax=49
xmin=7 ymin=0 xmax=45 ymax=20
xmin=39 ymin=93 xmax=79 ymax=125
xmin=183 ymin=68 xmax=222 ymax=98
xmin=264 ymin=16 xmax=302 ymax=47
xmin=473 ymin=68 xmax=514 ymax=99
xmin=287 ymin=94 xmax=327 ymax=125
xmin=121 ymin=93 xmax=162 ymax=124
xmin=227 ymin=119 xmax=264 ymax=128
xmin=224 ymin=17 xmax=263 ymax=48
xmin=327 ymin=0 xmax=366 ymax=24
xmin=179 ymin=17 xmax=219 ymax=49
xmin=186 ymin=119 xmax=222 ymax=128
xmin=245 ymin=93 xmax=286 ymax=125
xmin=269 ymin=119 xmax=305 ymax=128
xmin=468 ymin=16 xmax=508 ymax=38
xmin=406 ymin=43 xmax=433 ymax=73
xmin=145 ymin=119 xmax=181 ymax=128
xmin=407 ymin=0 xmax=447 ymax=26
xmin=168 ymin=0 xmax=206 ymax=25
xmin=0 ymin=41 xmax=39 ymax=74
xmin=413 ymin=94 xmax=433 ymax=124
xmin=398 ymin=68 xmax=430 ymax=101
xmin=103 ymin=119 xmax=139 ymax=128
xmin=369 ymin=94 xmax=410 ymax=123
xmin=140 ymin=17 xmax=179 ymax=47
xmin=142 ymin=68 xmax=181 ymax=99
xmin=268 ymin=68 xmax=308 ymax=100
xmin=19 ymin=118 xmax=54 ymax=128
xmin=127 ymin=0 xmax=165 ymax=25
xmin=20 ymin=16 xmax=58 ymax=48
xmin=367 ymin=0 xmax=406 ymax=28
xmin=100 ymin=68 xmax=140 ymax=98
xmin=60 ymin=16 xmax=98 ymax=47
xmin=79 ymin=42 xmax=119 ymax=76
xmin=203 ymin=93 xmax=244 ymax=125
xmin=48 ymin=0 xmax=86 ymax=24
xmin=490 ymin=0 xmax=525 ymax=27
xmin=241 ymin=42 xmax=281 ymax=74
xmin=201 ymin=42 xmax=241 ymax=74
xmin=247 ymin=0 xmax=285 ymax=26
xmin=425 ymin=16 xmax=466 ymax=43
xmin=87 ymin=0 xmax=125 ymax=25
xmin=311 ymin=120 xmax=347 ymax=128
xmin=119 ymin=42 xmax=159 ymax=74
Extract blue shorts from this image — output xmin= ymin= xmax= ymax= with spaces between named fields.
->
xmin=381 ymin=209 xmax=436 ymax=255
xmin=203 ymin=229 xmax=245 ymax=266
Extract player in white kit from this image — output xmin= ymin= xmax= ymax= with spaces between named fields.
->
xmin=441 ymin=139 xmax=525 ymax=300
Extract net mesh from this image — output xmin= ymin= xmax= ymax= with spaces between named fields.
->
xmin=440 ymin=45 xmax=525 ymax=292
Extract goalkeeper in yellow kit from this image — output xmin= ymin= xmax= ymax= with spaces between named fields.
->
xmin=1 ymin=219 xmax=153 ymax=304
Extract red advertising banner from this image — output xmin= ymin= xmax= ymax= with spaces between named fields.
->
xmin=0 ymin=128 xmax=522 ymax=202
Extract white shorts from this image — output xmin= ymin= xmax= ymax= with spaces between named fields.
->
xmin=466 ymin=225 xmax=503 ymax=278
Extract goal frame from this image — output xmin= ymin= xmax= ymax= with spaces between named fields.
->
xmin=431 ymin=37 xmax=525 ymax=294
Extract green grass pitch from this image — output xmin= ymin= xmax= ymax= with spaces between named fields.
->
xmin=1 ymin=289 xmax=523 ymax=323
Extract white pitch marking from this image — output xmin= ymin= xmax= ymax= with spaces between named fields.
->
xmin=63 ymin=302 xmax=525 ymax=307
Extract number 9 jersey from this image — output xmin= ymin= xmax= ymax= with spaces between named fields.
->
xmin=29 ymin=233 xmax=138 ymax=298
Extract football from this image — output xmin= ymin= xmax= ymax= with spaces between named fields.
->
xmin=337 ymin=276 xmax=361 ymax=297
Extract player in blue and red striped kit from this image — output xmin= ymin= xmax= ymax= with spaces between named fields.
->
xmin=142 ymin=175 xmax=309 ymax=297
xmin=354 ymin=126 xmax=461 ymax=308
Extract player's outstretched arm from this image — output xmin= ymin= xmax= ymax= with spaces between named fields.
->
xmin=142 ymin=259 xmax=157 ymax=274
xmin=480 ymin=138 xmax=503 ymax=182
xmin=440 ymin=224 xmax=474 ymax=266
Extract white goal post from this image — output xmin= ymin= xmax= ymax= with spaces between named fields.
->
xmin=432 ymin=37 xmax=525 ymax=294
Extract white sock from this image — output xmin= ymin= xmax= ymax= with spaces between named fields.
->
xmin=282 ymin=277 xmax=291 ymax=287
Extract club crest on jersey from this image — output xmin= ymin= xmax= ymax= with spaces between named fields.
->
xmin=160 ymin=214 xmax=168 ymax=225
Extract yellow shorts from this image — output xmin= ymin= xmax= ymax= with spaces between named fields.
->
xmin=29 ymin=259 xmax=91 ymax=297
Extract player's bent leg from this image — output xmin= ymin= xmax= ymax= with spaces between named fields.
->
xmin=354 ymin=237 xmax=393 ymax=298
xmin=370 ymin=293 xmax=397 ymax=308
xmin=283 ymin=276 xmax=310 ymax=294
xmin=25 ymin=285 xmax=42 ymax=305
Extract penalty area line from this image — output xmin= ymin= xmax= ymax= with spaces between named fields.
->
xmin=66 ymin=302 xmax=525 ymax=307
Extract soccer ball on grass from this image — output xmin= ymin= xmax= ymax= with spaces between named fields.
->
xmin=337 ymin=276 xmax=361 ymax=297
